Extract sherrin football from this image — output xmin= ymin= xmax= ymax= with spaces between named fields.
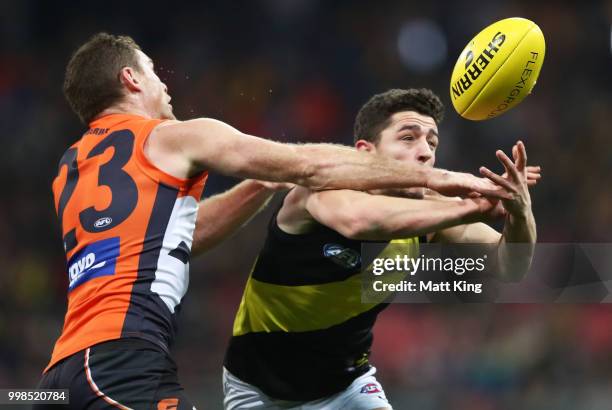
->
xmin=450 ymin=17 xmax=545 ymax=121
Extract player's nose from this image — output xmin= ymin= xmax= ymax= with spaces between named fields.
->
xmin=417 ymin=153 xmax=432 ymax=164
xmin=416 ymin=141 xmax=433 ymax=164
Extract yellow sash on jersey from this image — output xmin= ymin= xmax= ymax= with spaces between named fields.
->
xmin=233 ymin=237 xmax=419 ymax=336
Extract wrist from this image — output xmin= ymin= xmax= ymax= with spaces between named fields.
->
xmin=425 ymin=167 xmax=450 ymax=190
xmin=459 ymin=199 xmax=482 ymax=224
xmin=508 ymin=207 xmax=532 ymax=222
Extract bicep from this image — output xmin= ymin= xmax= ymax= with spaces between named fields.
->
xmin=156 ymin=118 xmax=303 ymax=180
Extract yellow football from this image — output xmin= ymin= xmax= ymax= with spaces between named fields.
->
xmin=450 ymin=17 xmax=545 ymax=121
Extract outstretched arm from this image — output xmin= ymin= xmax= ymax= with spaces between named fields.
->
xmin=435 ymin=141 xmax=537 ymax=281
xmin=294 ymin=158 xmax=542 ymax=240
xmin=301 ymin=188 xmax=492 ymax=240
xmin=147 ymin=118 xmax=509 ymax=197
xmin=480 ymin=141 xmax=536 ymax=280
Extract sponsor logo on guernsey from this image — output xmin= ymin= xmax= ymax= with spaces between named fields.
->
xmin=67 ymin=237 xmax=120 ymax=291
xmin=360 ymin=383 xmax=382 ymax=394
xmin=323 ymin=243 xmax=361 ymax=269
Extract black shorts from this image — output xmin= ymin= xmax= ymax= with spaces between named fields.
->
xmin=34 ymin=338 xmax=195 ymax=409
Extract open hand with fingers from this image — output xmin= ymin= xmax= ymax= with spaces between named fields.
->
xmin=479 ymin=140 xmax=535 ymax=217
xmin=512 ymin=165 xmax=541 ymax=186
xmin=428 ymin=159 xmax=540 ymax=201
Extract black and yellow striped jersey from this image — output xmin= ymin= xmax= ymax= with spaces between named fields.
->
xmin=224 ymin=199 xmax=420 ymax=401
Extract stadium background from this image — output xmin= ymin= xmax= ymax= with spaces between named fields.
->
xmin=1 ymin=0 xmax=611 ymax=408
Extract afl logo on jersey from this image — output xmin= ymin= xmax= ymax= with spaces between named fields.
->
xmin=323 ymin=243 xmax=361 ymax=269
xmin=94 ymin=217 xmax=113 ymax=229
xmin=360 ymin=383 xmax=382 ymax=394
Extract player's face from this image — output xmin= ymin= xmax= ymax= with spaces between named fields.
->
xmin=356 ymin=111 xmax=438 ymax=197
xmin=134 ymin=50 xmax=175 ymax=120
xmin=375 ymin=111 xmax=438 ymax=167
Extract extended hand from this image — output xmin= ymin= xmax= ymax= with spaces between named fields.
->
xmin=479 ymin=141 xmax=533 ymax=217
xmin=505 ymin=165 xmax=541 ymax=187
xmin=428 ymin=170 xmax=514 ymax=200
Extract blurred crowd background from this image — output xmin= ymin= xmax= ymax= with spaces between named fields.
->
xmin=1 ymin=0 xmax=611 ymax=408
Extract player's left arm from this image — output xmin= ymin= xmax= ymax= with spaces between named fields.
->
xmin=433 ymin=141 xmax=537 ymax=282
xmin=191 ymin=180 xmax=293 ymax=255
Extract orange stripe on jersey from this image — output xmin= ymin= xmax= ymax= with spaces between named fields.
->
xmin=46 ymin=114 xmax=207 ymax=372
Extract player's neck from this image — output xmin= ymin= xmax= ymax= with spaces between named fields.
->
xmin=93 ymin=100 xmax=154 ymax=122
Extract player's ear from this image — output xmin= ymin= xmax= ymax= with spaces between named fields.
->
xmin=118 ymin=67 xmax=142 ymax=92
xmin=355 ymin=139 xmax=376 ymax=153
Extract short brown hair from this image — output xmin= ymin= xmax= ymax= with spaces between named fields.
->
xmin=353 ymin=88 xmax=444 ymax=144
xmin=63 ymin=33 xmax=142 ymax=124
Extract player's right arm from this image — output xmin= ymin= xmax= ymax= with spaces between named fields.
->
xmin=146 ymin=118 xmax=509 ymax=197
xmin=287 ymin=188 xmax=497 ymax=240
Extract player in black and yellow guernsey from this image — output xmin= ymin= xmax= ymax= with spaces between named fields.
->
xmin=222 ymin=89 xmax=540 ymax=409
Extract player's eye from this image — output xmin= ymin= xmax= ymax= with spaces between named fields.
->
xmin=428 ymin=141 xmax=438 ymax=149
xmin=401 ymin=135 xmax=415 ymax=141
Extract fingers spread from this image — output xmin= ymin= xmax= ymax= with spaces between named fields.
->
xmin=526 ymin=165 xmax=541 ymax=173
xmin=479 ymin=166 xmax=516 ymax=195
xmin=527 ymin=172 xmax=541 ymax=180
xmin=496 ymin=150 xmax=521 ymax=181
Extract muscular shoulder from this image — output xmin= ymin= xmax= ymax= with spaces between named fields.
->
xmin=147 ymin=118 xmax=228 ymax=152
xmin=144 ymin=119 xmax=194 ymax=179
